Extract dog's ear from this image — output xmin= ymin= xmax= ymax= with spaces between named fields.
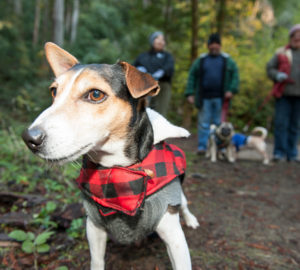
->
xmin=44 ymin=42 xmax=79 ymax=77
xmin=119 ymin=61 xmax=160 ymax=99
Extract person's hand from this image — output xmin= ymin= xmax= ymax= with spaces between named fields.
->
xmin=187 ymin=95 xmax=195 ymax=104
xmin=276 ymin=72 xmax=288 ymax=82
xmin=152 ymin=69 xmax=164 ymax=80
xmin=225 ymin=91 xmax=233 ymax=99
xmin=137 ymin=66 xmax=147 ymax=73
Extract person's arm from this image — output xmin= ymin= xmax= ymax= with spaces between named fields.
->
xmin=163 ymin=53 xmax=175 ymax=78
xmin=266 ymin=53 xmax=289 ymax=82
xmin=133 ymin=53 xmax=148 ymax=73
xmin=226 ymin=58 xmax=239 ymax=96
xmin=152 ymin=53 xmax=174 ymax=80
xmin=266 ymin=54 xmax=279 ymax=81
xmin=185 ymin=58 xmax=200 ymax=98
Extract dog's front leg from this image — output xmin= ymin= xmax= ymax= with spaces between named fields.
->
xmin=156 ymin=211 xmax=192 ymax=270
xmin=180 ymin=192 xmax=199 ymax=229
xmin=211 ymin=143 xmax=217 ymax=162
xmin=227 ymin=145 xmax=235 ymax=163
xmin=86 ymin=217 xmax=107 ymax=270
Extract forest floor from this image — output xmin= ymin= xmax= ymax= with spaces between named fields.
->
xmin=0 ymin=134 xmax=300 ymax=270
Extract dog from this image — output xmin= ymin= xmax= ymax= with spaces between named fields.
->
xmin=206 ymin=122 xmax=235 ymax=163
xmin=21 ymin=42 xmax=199 ymax=270
xmin=231 ymin=127 xmax=269 ymax=165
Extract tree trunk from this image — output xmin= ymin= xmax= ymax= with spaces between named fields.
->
xmin=65 ymin=2 xmax=72 ymax=38
xmin=163 ymin=0 xmax=173 ymax=37
xmin=33 ymin=0 xmax=41 ymax=46
xmin=183 ymin=0 xmax=199 ymax=129
xmin=216 ymin=0 xmax=227 ymax=35
xmin=42 ymin=0 xmax=50 ymax=43
xmin=13 ymin=0 xmax=22 ymax=16
xmin=53 ymin=0 xmax=65 ymax=46
xmin=190 ymin=0 xmax=198 ymax=62
xmin=70 ymin=0 xmax=80 ymax=44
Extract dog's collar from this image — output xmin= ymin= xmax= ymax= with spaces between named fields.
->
xmin=76 ymin=142 xmax=186 ymax=216
xmin=213 ymin=132 xmax=231 ymax=149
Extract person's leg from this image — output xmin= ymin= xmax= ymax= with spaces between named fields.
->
xmin=211 ymin=98 xmax=222 ymax=125
xmin=287 ymin=97 xmax=300 ymax=160
xmin=273 ymin=97 xmax=290 ymax=160
xmin=149 ymin=81 xmax=172 ymax=117
xmin=197 ymin=99 xmax=212 ymax=152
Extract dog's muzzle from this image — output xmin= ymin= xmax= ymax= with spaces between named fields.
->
xmin=221 ymin=127 xmax=231 ymax=137
xmin=22 ymin=127 xmax=45 ymax=152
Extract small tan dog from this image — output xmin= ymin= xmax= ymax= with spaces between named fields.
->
xmin=231 ymin=127 xmax=269 ymax=165
xmin=206 ymin=122 xmax=235 ymax=163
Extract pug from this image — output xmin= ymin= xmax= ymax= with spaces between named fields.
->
xmin=206 ymin=122 xmax=235 ymax=163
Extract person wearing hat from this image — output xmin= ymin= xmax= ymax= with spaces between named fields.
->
xmin=184 ymin=33 xmax=239 ymax=154
xmin=266 ymin=24 xmax=300 ymax=162
xmin=133 ymin=31 xmax=174 ymax=117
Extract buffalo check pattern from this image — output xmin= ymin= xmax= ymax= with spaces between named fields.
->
xmin=76 ymin=142 xmax=186 ymax=216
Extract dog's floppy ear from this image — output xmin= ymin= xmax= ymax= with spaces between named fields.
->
xmin=119 ymin=61 xmax=160 ymax=99
xmin=44 ymin=42 xmax=79 ymax=77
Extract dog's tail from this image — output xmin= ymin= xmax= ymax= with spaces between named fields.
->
xmin=252 ymin=127 xmax=268 ymax=140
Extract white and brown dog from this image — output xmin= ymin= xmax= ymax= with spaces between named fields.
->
xmin=22 ymin=43 xmax=199 ymax=270
xmin=231 ymin=127 xmax=269 ymax=165
xmin=206 ymin=122 xmax=235 ymax=163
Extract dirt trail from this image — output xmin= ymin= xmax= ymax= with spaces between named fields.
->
xmin=103 ymin=136 xmax=300 ymax=270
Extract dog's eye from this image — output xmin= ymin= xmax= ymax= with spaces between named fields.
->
xmin=50 ymin=87 xmax=57 ymax=98
xmin=87 ymin=89 xmax=105 ymax=102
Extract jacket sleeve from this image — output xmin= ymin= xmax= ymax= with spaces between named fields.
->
xmin=266 ymin=54 xmax=279 ymax=81
xmin=133 ymin=53 xmax=143 ymax=67
xmin=162 ymin=53 xmax=175 ymax=78
xmin=184 ymin=58 xmax=200 ymax=96
xmin=226 ymin=58 xmax=239 ymax=94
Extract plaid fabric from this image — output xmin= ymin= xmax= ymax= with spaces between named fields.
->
xmin=76 ymin=142 xmax=186 ymax=216
xmin=272 ymin=45 xmax=294 ymax=98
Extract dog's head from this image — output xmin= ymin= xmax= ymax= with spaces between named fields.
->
xmin=22 ymin=42 xmax=159 ymax=166
xmin=215 ymin=122 xmax=234 ymax=141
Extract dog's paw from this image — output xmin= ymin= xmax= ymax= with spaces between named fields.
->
xmin=183 ymin=212 xmax=200 ymax=229
xmin=263 ymin=159 xmax=270 ymax=165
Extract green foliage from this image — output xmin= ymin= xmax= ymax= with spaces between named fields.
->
xmin=1 ymin=0 xmax=294 ymax=130
xmin=32 ymin=201 xmax=58 ymax=229
xmin=67 ymin=218 xmax=85 ymax=239
xmin=56 ymin=267 xmax=69 ymax=270
xmin=9 ymin=229 xmax=54 ymax=254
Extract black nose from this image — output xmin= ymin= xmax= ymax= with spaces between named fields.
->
xmin=22 ymin=127 xmax=45 ymax=152
xmin=221 ymin=128 xmax=230 ymax=136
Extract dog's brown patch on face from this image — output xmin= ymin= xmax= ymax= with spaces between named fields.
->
xmin=52 ymin=68 xmax=132 ymax=140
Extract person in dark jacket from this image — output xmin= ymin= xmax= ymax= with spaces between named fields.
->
xmin=134 ymin=31 xmax=174 ymax=117
xmin=266 ymin=24 xmax=300 ymax=162
xmin=184 ymin=33 xmax=239 ymax=154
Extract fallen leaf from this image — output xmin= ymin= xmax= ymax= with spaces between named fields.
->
xmin=267 ymin=224 xmax=280 ymax=230
xmin=247 ymin=243 xmax=270 ymax=251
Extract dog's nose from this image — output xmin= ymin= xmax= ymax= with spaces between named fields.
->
xmin=22 ymin=127 xmax=45 ymax=152
xmin=221 ymin=128 xmax=230 ymax=136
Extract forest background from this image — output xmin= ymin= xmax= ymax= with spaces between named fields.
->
xmin=1 ymin=0 xmax=300 ymax=131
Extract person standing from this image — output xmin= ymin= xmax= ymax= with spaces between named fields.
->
xmin=184 ymin=33 xmax=239 ymax=154
xmin=266 ymin=24 xmax=300 ymax=162
xmin=134 ymin=31 xmax=174 ymax=117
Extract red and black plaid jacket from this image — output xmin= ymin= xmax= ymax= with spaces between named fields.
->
xmin=76 ymin=142 xmax=186 ymax=216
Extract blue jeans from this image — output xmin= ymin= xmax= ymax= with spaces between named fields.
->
xmin=274 ymin=96 xmax=300 ymax=160
xmin=197 ymin=98 xmax=222 ymax=150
